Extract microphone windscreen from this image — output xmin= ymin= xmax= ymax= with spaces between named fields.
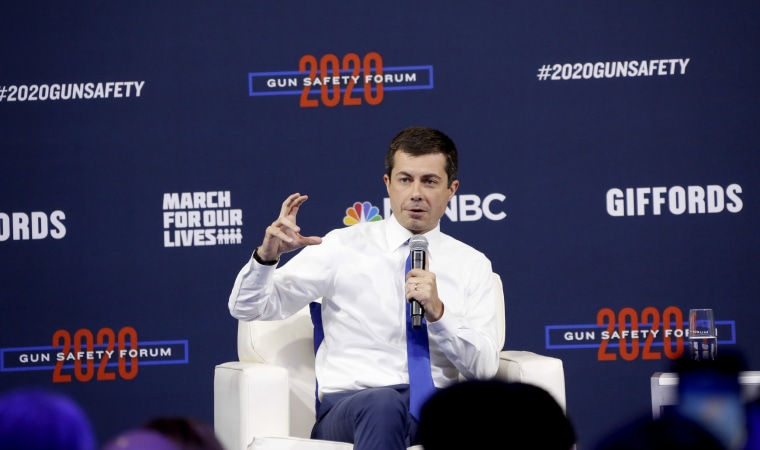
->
xmin=409 ymin=235 xmax=428 ymax=252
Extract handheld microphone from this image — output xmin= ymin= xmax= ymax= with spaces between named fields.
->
xmin=408 ymin=235 xmax=428 ymax=328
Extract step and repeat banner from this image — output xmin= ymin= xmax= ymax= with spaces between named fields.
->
xmin=2 ymin=2 xmax=759 ymax=448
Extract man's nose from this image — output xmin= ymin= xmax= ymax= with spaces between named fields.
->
xmin=410 ymin=181 xmax=423 ymax=200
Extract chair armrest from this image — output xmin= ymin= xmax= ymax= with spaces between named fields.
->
xmin=214 ymin=361 xmax=290 ymax=450
xmin=496 ymin=350 xmax=567 ymax=412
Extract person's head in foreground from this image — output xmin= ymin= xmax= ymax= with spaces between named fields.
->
xmin=419 ymin=379 xmax=575 ymax=450
xmin=0 ymin=387 xmax=96 ymax=450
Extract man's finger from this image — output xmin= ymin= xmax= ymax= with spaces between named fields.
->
xmin=277 ymin=216 xmax=300 ymax=233
xmin=281 ymin=193 xmax=301 ymax=213
xmin=265 ymin=225 xmax=294 ymax=243
xmin=287 ymin=195 xmax=308 ymax=216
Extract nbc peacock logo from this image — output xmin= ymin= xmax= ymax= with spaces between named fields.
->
xmin=343 ymin=201 xmax=382 ymax=226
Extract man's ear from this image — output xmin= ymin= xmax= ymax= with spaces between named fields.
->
xmin=448 ymin=179 xmax=460 ymax=200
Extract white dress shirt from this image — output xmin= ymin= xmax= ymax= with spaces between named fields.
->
xmin=228 ymin=214 xmax=500 ymax=399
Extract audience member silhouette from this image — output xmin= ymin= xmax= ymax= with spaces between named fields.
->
xmin=143 ymin=416 xmax=224 ymax=450
xmin=102 ymin=416 xmax=224 ymax=450
xmin=595 ymin=350 xmax=749 ymax=450
xmin=418 ymin=379 xmax=575 ymax=450
xmin=101 ymin=429 xmax=180 ymax=450
xmin=672 ymin=350 xmax=747 ymax=450
xmin=0 ymin=387 xmax=96 ymax=450
xmin=745 ymin=396 xmax=760 ymax=450
xmin=594 ymin=413 xmax=726 ymax=450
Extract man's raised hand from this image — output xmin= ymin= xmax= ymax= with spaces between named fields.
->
xmin=258 ymin=193 xmax=323 ymax=261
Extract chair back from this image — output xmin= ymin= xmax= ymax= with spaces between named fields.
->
xmin=236 ymin=273 xmax=505 ymax=438
xmin=237 ymin=303 xmax=318 ymax=438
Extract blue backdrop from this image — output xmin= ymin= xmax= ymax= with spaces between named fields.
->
xmin=2 ymin=2 xmax=759 ymax=448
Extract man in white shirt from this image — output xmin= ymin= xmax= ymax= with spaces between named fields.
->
xmin=229 ymin=126 xmax=500 ymax=449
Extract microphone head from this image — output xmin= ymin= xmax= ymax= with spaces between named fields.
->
xmin=409 ymin=235 xmax=429 ymax=252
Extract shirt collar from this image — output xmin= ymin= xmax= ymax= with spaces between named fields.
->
xmin=385 ymin=213 xmax=442 ymax=254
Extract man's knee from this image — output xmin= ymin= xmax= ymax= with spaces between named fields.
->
xmin=358 ymin=387 xmax=407 ymax=417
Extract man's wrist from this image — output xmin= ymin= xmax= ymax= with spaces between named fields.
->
xmin=253 ymin=248 xmax=279 ymax=266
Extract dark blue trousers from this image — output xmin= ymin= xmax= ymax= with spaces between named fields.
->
xmin=311 ymin=384 xmax=420 ymax=450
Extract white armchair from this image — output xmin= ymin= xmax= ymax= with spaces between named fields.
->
xmin=214 ymin=273 xmax=566 ymax=450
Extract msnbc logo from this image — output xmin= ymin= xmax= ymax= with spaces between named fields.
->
xmin=343 ymin=202 xmax=382 ymax=226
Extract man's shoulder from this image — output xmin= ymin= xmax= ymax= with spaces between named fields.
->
xmin=438 ymin=232 xmax=490 ymax=261
xmin=438 ymin=231 xmax=482 ymax=252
